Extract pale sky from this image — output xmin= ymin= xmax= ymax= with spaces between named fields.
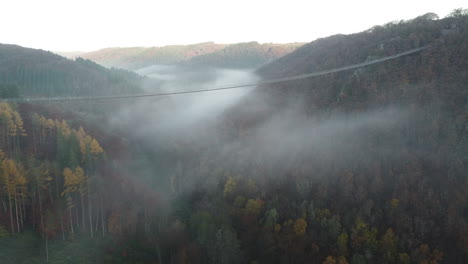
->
xmin=0 ymin=0 xmax=465 ymax=52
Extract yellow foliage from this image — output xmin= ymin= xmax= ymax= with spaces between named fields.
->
xmin=284 ymin=219 xmax=294 ymax=227
xmin=0 ymin=103 xmax=27 ymax=137
xmin=294 ymin=218 xmax=307 ymax=236
xmin=74 ymin=126 xmax=104 ymax=159
xmin=399 ymin=253 xmax=410 ymax=264
xmin=57 ymin=120 xmax=72 ymax=138
xmin=46 ymin=119 xmax=54 ymax=129
xmin=62 ymin=166 xmax=86 ymax=196
xmin=416 ymin=244 xmax=443 ymax=264
xmin=89 ymin=138 xmax=104 ymax=155
xmin=223 ymin=177 xmax=237 ymax=197
xmin=381 ymin=228 xmax=396 ymax=249
xmin=274 ymin=224 xmax=281 ymax=233
xmin=337 ymin=256 xmax=349 ymax=264
xmin=390 ymin=198 xmax=400 ymax=210
xmin=322 ymin=256 xmax=337 ymax=264
xmin=0 ymin=157 xmax=27 ymax=201
xmin=0 ymin=225 xmax=9 ymax=237
xmin=74 ymin=166 xmax=86 ymax=184
xmin=245 ymin=198 xmax=264 ymax=215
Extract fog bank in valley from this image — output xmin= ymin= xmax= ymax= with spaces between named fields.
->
xmin=103 ymin=64 xmax=423 ymax=199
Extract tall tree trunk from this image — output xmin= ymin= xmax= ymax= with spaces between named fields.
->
xmin=99 ymin=189 xmax=105 ymax=236
xmin=7 ymin=188 xmax=14 ymax=233
xmin=76 ymin=207 xmax=80 ymax=230
xmin=80 ymin=192 xmax=85 ymax=232
xmin=49 ymin=188 xmax=53 ymax=204
xmin=19 ymin=193 xmax=24 ymax=229
xmin=2 ymin=195 xmax=7 ymax=213
xmin=87 ymin=178 xmax=93 ymax=238
xmin=95 ymin=206 xmax=99 ymax=232
xmin=37 ymin=184 xmax=49 ymax=263
xmin=32 ymin=191 xmax=36 ymax=229
xmin=32 ymin=127 xmax=38 ymax=157
xmin=60 ymin=215 xmax=65 ymax=240
xmin=38 ymin=190 xmax=44 ymax=229
xmin=45 ymin=234 xmax=49 ymax=263
xmin=15 ymin=134 xmax=20 ymax=157
xmin=14 ymin=191 xmax=20 ymax=232
xmin=68 ymin=196 xmax=74 ymax=234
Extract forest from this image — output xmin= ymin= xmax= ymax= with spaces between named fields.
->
xmin=0 ymin=46 xmax=143 ymax=97
xmin=76 ymin=42 xmax=304 ymax=70
xmin=0 ymin=9 xmax=466 ymax=264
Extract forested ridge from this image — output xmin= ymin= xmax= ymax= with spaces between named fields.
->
xmin=0 ymin=44 xmax=144 ymax=97
xmin=0 ymin=10 xmax=466 ymax=264
xmin=77 ymin=42 xmax=304 ymax=70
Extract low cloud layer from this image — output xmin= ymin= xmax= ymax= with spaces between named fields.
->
xmin=102 ymin=65 xmax=423 ymax=199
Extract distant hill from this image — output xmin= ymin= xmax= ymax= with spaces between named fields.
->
xmin=54 ymin=50 xmax=84 ymax=58
xmin=184 ymin=42 xmax=304 ymax=69
xmin=76 ymin=42 xmax=226 ymax=69
xmin=255 ymin=12 xmax=467 ymax=112
xmin=0 ymin=44 xmax=144 ymax=97
xmin=76 ymin=42 xmax=304 ymax=70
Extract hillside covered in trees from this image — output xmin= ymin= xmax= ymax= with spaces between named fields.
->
xmin=0 ymin=44 xmax=144 ymax=97
xmin=75 ymin=42 xmax=304 ymax=70
xmin=0 ymin=9 xmax=466 ymax=264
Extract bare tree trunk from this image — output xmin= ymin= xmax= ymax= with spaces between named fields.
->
xmin=45 ymin=234 xmax=49 ymax=263
xmin=87 ymin=179 xmax=93 ymax=238
xmin=22 ymin=192 xmax=26 ymax=218
xmin=32 ymin=127 xmax=38 ymax=157
xmin=15 ymin=193 xmax=20 ymax=232
xmin=37 ymin=184 xmax=49 ymax=263
xmin=15 ymin=134 xmax=20 ymax=157
xmin=76 ymin=207 xmax=80 ymax=230
xmin=80 ymin=192 xmax=85 ymax=232
xmin=7 ymin=188 xmax=14 ymax=233
xmin=2 ymin=195 xmax=7 ymax=213
xmin=19 ymin=194 xmax=24 ymax=229
xmin=49 ymin=188 xmax=53 ymax=204
xmin=32 ymin=191 xmax=36 ymax=229
xmin=95 ymin=206 xmax=99 ymax=233
xmin=99 ymin=188 xmax=105 ymax=236
xmin=69 ymin=196 xmax=74 ymax=234
xmin=21 ymin=191 xmax=26 ymax=228
xmin=38 ymin=190 xmax=44 ymax=229
xmin=60 ymin=216 xmax=65 ymax=240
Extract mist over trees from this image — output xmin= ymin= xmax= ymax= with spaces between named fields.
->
xmin=0 ymin=10 xmax=466 ymax=264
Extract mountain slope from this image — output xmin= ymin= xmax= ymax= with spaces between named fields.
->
xmin=77 ymin=42 xmax=226 ymax=69
xmin=76 ymin=42 xmax=304 ymax=70
xmin=256 ymin=13 xmax=467 ymax=112
xmin=0 ymin=44 xmax=144 ymax=97
xmin=184 ymin=41 xmax=304 ymax=68
xmin=216 ymin=12 xmax=467 ymax=263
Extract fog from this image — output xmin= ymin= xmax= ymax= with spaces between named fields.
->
xmin=111 ymin=67 xmax=258 ymax=140
xmin=102 ymin=65 xmax=420 ymax=199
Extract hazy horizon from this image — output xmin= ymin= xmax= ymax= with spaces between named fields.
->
xmin=1 ymin=0 xmax=465 ymax=52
